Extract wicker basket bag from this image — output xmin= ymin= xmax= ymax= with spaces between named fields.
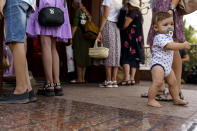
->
xmin=89 ymin=40 xmax=109 ymax=59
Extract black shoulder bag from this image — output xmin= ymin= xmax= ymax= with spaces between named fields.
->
xmin=37 ymin=0 xmax=66 ymax=27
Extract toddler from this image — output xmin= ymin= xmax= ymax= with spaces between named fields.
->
xmin=148 ymin=12 xmax=190 ymax=107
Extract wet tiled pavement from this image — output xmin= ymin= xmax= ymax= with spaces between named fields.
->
xmin=0 ymin=81 xmax=197 ymax=131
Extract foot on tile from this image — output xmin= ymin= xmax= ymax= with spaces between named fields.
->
xmin=148 ymin=99 xmax=162 ymax=108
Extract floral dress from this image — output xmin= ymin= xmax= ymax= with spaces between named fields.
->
xmin=120 ymin=10 xmax=144 ymax=68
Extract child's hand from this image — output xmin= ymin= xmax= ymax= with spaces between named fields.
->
xmin=183 ymin=41 xmax=191 ymax=50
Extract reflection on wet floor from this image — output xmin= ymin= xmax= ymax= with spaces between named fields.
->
xmin=0 ymin=97 xmax=196 ymax=131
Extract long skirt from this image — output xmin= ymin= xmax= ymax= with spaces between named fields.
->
xmin=102 ymin=21 xmax=121 ymax=66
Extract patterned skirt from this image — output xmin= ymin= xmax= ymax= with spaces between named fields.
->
xmin=102 ymin=21 xmax=121 ymax=66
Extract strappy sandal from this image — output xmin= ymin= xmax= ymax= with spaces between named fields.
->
xmin=155 ymin=89 xmax=172 ymax=101
xmin=141 ymin=89 xmax=172 ymax=102
xmin=141 ymin=90 xmax=166 ymax=98
xmin=118 ymin=81 xmax=130 ymax=86
xmin=54 ymin=82 xmax=64 ymax=96
xmin=37 ymin=83 xmax=55 ymax=97
xmin=155 ymin=93 xmax=172 ymax=101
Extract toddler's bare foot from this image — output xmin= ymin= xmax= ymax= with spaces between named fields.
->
xmin=148 ymin=99 xmax=162 ymax=108
xmin=174 ymin=99 xmax=189 ymax=106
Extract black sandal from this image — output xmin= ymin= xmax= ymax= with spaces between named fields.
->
xmin=37 ymin=83 xmax=55 ymax=97
xmin=118 ymin=81 xmax=130 ymax=86
xmin=54 ymin=82 xmax=64 ymax=96
xmin=155 ymin=92 xmax=172 ymax=101
xmin=141 ymin=89 xmax=172 ymax=102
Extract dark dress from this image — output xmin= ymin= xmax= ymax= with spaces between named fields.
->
xmin=120 ymin=10 xmax=144 ymax=68
xmin=72 ymin=9 xmax=91 ymax=67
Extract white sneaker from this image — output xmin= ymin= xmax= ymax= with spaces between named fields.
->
xmin=99 ymin=81 xmax=113 ymax=88
xmin=112 ymin=81 xmax=118 ymax=88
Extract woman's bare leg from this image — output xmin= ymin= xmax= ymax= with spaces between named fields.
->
xmin=112 ymin=67 xmax=118 ymax=81
xmin=77 ymin=66 xmax=83 ymax=82
xmin=40 ymin=36 xmax=53 ymax=89
xmin=106 ymin=66 xmax=112 ymax=81
xmin=123 ymin=64 xmax=130 ymax=81
xmin=130 ymin=67 xmax=136 ymax=81
xmin=82 ymin=67 xmax=86 ymax=82
xmin=166 ymin=70 xmax=188 ymax=105
xmin=172 ymin=51 xmax=182 ymax=92
xmin=51 ymin=38 xmax=60 ymax=86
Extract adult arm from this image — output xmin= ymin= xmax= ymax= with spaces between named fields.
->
xmin=122 ymin=10 xmax=138 ymax=29
xmin=171 ymin=0 xmax=180 ymax=8
xmin=70 ymin=26 xmax=77 ymax=45
xmin=0 ymin=0 xmax=6 ymax=19
xmin=97 ymin=5 xmax=109 ymax=42
xmin=168 ymin=0 xmax=180 ymax=15
xmin=71 ymin=26 xmax=77 ymax=37
xmin=70 ymin=9 xmax=81 ymax=45
xmin=122 ymin=17 xmax=133 ymax=29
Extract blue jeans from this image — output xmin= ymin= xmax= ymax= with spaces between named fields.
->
xmin=4 ymin=0 xmax=32 ymax=44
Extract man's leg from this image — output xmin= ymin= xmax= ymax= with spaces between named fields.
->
xmin=0 ymin=42 xmax=30 ymax=103
xmin=9 ymin=43 xmax=28 ymax=94
xmin=24 ymin=39 xmax=32 ymax=91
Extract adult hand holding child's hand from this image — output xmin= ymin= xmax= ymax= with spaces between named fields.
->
xmin=183 ymin=41 xmax=191 ymax=50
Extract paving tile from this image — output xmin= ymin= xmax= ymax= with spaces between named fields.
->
xmin=1 ymin=82 xmax=197 ymax=130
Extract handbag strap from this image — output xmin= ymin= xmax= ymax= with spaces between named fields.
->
xmin=36 ymin=0 xmax=66 ymax=8
xmin=93 ymin=40 xmax=104 ymax=48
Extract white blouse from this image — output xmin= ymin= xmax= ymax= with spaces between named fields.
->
xmin=102 ymin=0 xmax=122 ymax=22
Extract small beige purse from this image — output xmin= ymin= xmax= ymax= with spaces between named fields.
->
xmin=89 ymin=40 xmax=109 ymax=59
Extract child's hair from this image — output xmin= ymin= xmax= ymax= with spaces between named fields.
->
xmin=153 ymin=12 xmax=172 ymax=25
